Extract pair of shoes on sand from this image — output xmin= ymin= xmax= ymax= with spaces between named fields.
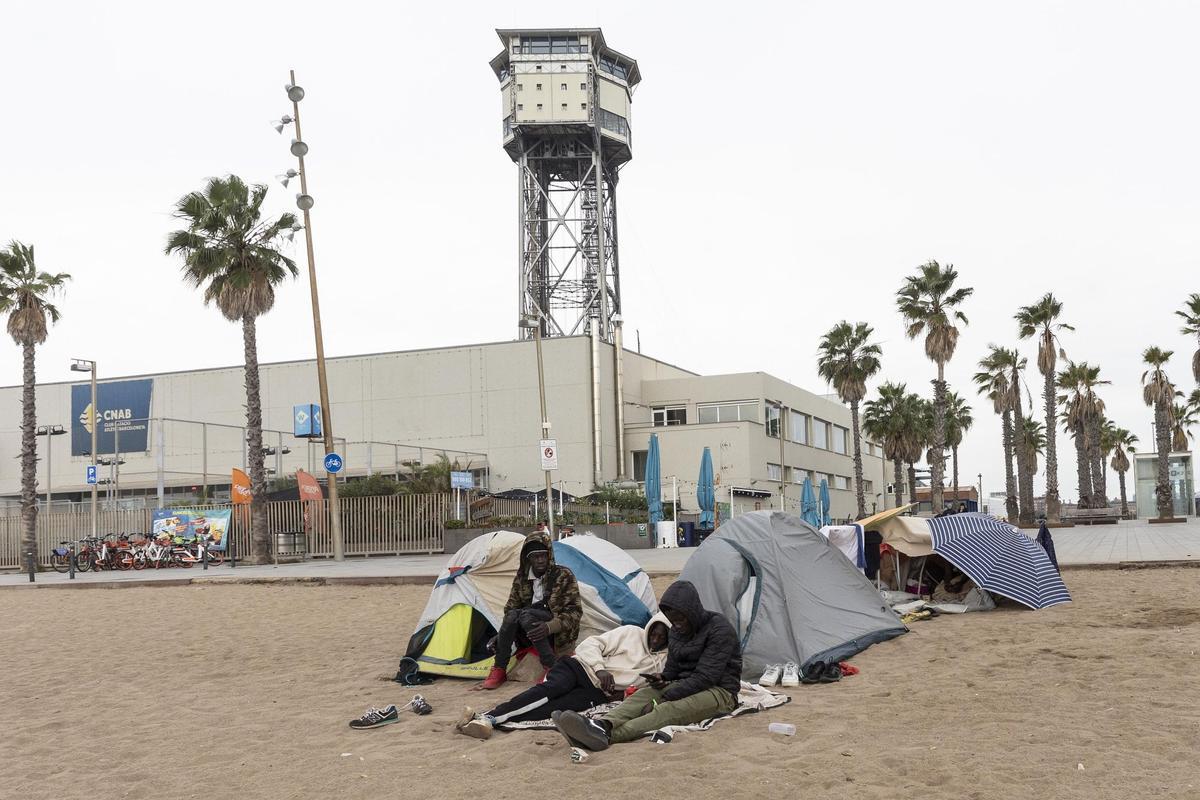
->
xmin=454 ymin=706 xmax=496 ymax=740
xmin=800 ymin=662 xmax=841 ymax=684
xmin=759 ymin=662 xmax=800 ymax=687
xmin=348 ymin=695 xmax=433 ymax=729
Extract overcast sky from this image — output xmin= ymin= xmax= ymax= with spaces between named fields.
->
xmin=2 ymin=1 xmax=1199 ymax=501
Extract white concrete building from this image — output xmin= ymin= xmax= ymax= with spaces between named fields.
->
xmin=0 ymin=337 xmax=886 ymax=521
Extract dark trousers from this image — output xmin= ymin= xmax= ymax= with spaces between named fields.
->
xmin=493 ymin=606 xmax=556 ymax=669
xmin=487 ymin=657 xmax=608 ymax=724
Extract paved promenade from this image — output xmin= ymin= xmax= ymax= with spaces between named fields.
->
xmin=2 ymin=519 xmax=1196 ymax=589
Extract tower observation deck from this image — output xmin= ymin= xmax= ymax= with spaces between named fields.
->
xmin=490 ymin=28 xmax=640 ymax=343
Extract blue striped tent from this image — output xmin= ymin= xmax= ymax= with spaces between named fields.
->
xmin=927 ymin=513 xmax=1071 ymax=610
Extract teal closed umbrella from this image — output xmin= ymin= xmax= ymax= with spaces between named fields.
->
xmin=819 ymin=478 xmax=832 ymax=526
xmin=698 ymin=447 xmax=715 ymax=528
xmin=646 ymin=434 xmax=663 ymax=524
xmin=801 ymin=478 xmax=820 ymax=527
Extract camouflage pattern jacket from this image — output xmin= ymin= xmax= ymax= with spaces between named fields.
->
xmin=503 ymin=531 xmax=583 ymax=653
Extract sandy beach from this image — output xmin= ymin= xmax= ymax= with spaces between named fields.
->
xmin=3 ymin=568 xmax=1198 ymax=800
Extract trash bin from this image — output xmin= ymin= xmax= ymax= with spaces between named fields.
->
xmin=679 ymin=522 xmax=696 ymax=547
xmin=274 ymin=531 xmax=306 ymax=556
xmin=655 ymin=521 xmax=677 ymax=549
xmin=695 ymin=527 xmax=714 ymax=546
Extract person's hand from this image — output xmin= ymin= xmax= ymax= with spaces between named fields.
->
xmin=526 ymin=621 xmax=550 ymax=641
xmin=643 ymin=672 xmax=666 ymax=689
xmin=595 ymin=669 xmax=616 ymax=694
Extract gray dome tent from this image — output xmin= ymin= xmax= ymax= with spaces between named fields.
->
xmin=679 ymin=511 xmax=907 ymax=678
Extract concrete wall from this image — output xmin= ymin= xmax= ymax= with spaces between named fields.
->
xmin=444 ymin=524 xmax=654 ymax=554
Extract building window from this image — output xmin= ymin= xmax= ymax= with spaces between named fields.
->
xmin=580 ymin=82 xmax=587 ymax=90
xmin=863 ymin=480 xmax=874 ymax=494
xmin=536 ymin=104 xmax=543 ymax=111
xmin=765 ymin=403 xmax=782 ymax=439
xmin=832 ymin=425 xmax=848 ymax=455
xmin=697 ymin=402 xmax=758 ymax=424
xmin=767 ymin=463 xmax=782 ymax=482
xmin=561 ymin=103 xmax=567 ymax=110
xmin=598 ymin=108 xmax=629 ymax=137
xmin=836 ymin=475 xmax=852 ymax=491
xmin=794 ymin=468 xmax=813 ymax=485
xmin=788 ymin=410 xmax=809 ymax=445
xmin=652 ymin=406 xmax=687 ymax=427
xmin=560 ymin=83 xmax=567 ymax=90
xmin=581 ymin=103 xmax=587 ymax=110
xmin=813 ymin=420 xmax=829 ymax=450
xmin=560 ymin=64 xmax=567 ymax=70
xmin=517 ymin=83 xmax=523 ymax=91
xmin=517 ymin=104 xmax=523 ymax=111
xmin=536 ymin=83 xmax=543 ymax=90
xmin=536 ymin=65 xmax=543 ymax=71
xmin=598 ymin=54 xmax=628 ymax=80
xmin=632 ymin=450 xmax=648 ymax=482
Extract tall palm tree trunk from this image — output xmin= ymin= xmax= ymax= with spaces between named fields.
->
xmin=1001 ymin=409 xmax=1018 ymax=523
xmin=850 ymin=399 xmax=866 ymax=518
xmin=893 ymin=458 xmax=904 ymax=508
xmin=931 ymin=364 xmax=947 ymax=510
xmin=1154 ymin=401 xmax=1173 ymax=518
xmin=1074 ymin=425 xmax=1093 ymax=509
xmin=1089 ymin=417 xmax=1107 ymax=508
xmin=20 ymin=342 xmax=39 ymax=567
xmin=1011 ymin=390 xmax=1035 ymax=525
xmin=1043 ymin=372 xmax=1061 ymax=521
xmin=1117 ymin=470 xmax=1129 ymax=518
xmin=951 ymin=444 xmax=960 ymax=510
xmin=242 ymin=315 xmax=269 ymax=561
xmin=907 ymin=462 xmax=918 ymax=506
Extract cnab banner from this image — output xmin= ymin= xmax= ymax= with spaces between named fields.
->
xmin=296 ymin=469 xmax=324 ymax=501
xmin=231 ymin=469 xmax=253 ymax=504
xmin=151 ymin=507 xmax=232 ymax=551
xmin=71 ymin=379 xmax=153 ymax=456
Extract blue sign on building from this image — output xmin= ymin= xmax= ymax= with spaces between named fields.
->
xmin=71 ymin=379 xmax=154 ymax=456
xmin=86 ymin=465 xmax=98 ymax=485
xmin=451 ymin=471 xmax=474 ymax=490
xmin=293 ymin=404 xmax=323 ymax=439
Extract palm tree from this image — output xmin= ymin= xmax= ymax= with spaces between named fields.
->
xmin=166 ymin=176 xmax=298 ymax=562
xmin=1020 ymin=417 xmax=1047 ymax=476
xmin=0 ymin=242 xmax=70 ymax=567
xmin=1170 ymin=399 xmax=1196 ymax=452
xmin=1057 ymin=361 xmax=1108 ymax=509
xmin=1141 ymin=347 xmax=1176 ymax=519
xmin=817 ymin=321 xmax=882 ymax=517
xmin=1175 ymin=293 xmax=1200 ymax=384
xmin=974 ymin=346 xmax=1020 ymax=523
xmin=1004 ymin=349 xmax=1036 ymax=524
xmin=863 ymin=382 xmax=914 ymax=510
xmin=896 ymin=260 xmax=973 ymax=512
xmin=944 ymin=391 xmax=973 ymax=506
xmin=1016 ymin=293 xmax=1073 ymax=521
xmin=1105 ymin=424 xmax=1137 ymax=518
xmin=908 ymin=396 xmax=934 ymax=507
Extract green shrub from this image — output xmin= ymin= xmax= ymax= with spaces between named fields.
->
xmin=444 ymin=519 xmax=466 ymax=529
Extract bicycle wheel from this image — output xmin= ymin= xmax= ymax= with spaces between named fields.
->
xmin=113 ymin=550 xmax=135 ymax=571
xmin=131 ymin=550 xmax=147 ymax=570
xmin=50 ymin=552 xmax=71 ymax=573
xmin=76 ymin=553 xmax=93 ymax=572
xmin=204 ymin=549 xmax=225 ymax=567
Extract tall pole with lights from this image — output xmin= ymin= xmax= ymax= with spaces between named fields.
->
xmin=278 ymin=71 xmax=344 ymax=560
xmin=519 ymin=314 xmax=554 ymax=539
xmin=70 ymin=359 xmax=97 ymax=539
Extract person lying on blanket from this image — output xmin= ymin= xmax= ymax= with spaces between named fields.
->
xmin=454 ymin=613 xmax=670 ymax=740
xmin=480 ymin=532 xmax=582 ymax=690
xmin=553 ymin=580 xmax=742 ymax=750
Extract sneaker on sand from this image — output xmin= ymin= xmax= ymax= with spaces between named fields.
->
xmin=780 ymin=662 xmax=801 ymax=687
xmin=480 ymin=667 xmax=507 ymax=690
xmin=554 ymin=710 xmax=611 ymax=752
xmin=454 ymin=707 xmax=494 ymax=740
xmin=759 ymin=664 xmax=783 ymax=687
xmin=349 ymin=705 xmax=399 ymax=730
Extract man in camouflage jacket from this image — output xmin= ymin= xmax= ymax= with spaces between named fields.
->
xmin=480 ymin=531 xmax=582 ymax=689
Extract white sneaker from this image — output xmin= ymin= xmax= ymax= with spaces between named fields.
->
xmin=759 ymin=664 xmax=783 ymax=686
xmin=781 ymin=662 xmax=800 ymax=687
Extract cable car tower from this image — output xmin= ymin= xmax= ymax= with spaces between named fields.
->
xmin=491 ymin=28 xmax=640 ymax=343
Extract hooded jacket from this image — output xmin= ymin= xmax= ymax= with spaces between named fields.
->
xmin=503 ymin=532 xmax=583 ymax=652
xmin=572 ymin=613 xmax=670 ymax=690
xmin=658 ymin=580 xmax=742 ymax=702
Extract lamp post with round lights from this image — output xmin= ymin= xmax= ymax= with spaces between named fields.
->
xmin=276 ymin=71 xmax=344 ymax=561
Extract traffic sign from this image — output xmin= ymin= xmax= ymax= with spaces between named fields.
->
xmin=451 ymin=470 xmax=474 ymax=490
xmin=86 ymin=465 xmax=98 ymax=485
xmin=324 ymin=453 xmax=344 ymax=474
xmin=540 ymin=439 xmax=558 ymax=471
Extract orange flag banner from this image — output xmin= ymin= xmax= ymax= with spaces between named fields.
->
xmin=231 ymin=468 xmax=253 ymax=504
xmin=296 ymin=469 xmax=324 ymax=501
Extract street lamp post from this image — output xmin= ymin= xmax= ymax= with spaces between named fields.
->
xmin=70 ymin=359 xmax=97 ymax=539
xmin=519 ymin=314 xmax=554 ymax=539
xmin=279 ymin=72 xmax=344 ymax=560
xmin=36 ymin=425 xmax=66 ymax=511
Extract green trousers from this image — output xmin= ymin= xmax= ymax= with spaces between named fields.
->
xmin=603 ymin=683 xmax=737 ymax=744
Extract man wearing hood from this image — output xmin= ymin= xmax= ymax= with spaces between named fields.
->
xmin=456 ymin=613 xmax=670 ymax=739
xmin=554 ymin=580 xmax=742 ymax=749
xmin=480 ymin=531 xmax=582 ymax=690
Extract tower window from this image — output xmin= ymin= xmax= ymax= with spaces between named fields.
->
xmin=536 ymin=103 xmax=543 ymax=111
xmin=536 ymin=83 xmax=542 ymax=90
xmin=581 ymin=103 xmax=587 ymax=110
xmin=561 ymin=103 xmax=567 ymax=110
xmin=560 ymin=64 xmax=567 ymax=70
xmin=535 ymin=65 xmax=543 ymax=71
xmin=560 ymin=83 xmax=567 ymax=90
xmin=580 ymin=82 xmax=587 ymax=90
xmin=517 ymin=83 xmax=523 ymax=91
xmin=517 ymin=104 xmax=524 ymax=111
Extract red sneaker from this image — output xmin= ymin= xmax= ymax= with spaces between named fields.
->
xmin=479 ymin=667 xmax=507 ymax=690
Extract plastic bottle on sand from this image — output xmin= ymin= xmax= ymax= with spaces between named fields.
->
xmin=768 ymin=723 xmax=796 ymax=736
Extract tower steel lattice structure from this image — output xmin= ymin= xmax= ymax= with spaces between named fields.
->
xmin=491 ymin=29 xmax=640 ymax=343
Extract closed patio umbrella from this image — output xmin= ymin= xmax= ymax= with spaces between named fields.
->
xmin=697 ymin=447 xmax=715 ymax=529
xmin=801 ymin=478 xmax=819 ymax=527
xmin=819 ymin=478 xmax=832 ymax=527
xmin=646 ymin=433 xmax=663 ymax=524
